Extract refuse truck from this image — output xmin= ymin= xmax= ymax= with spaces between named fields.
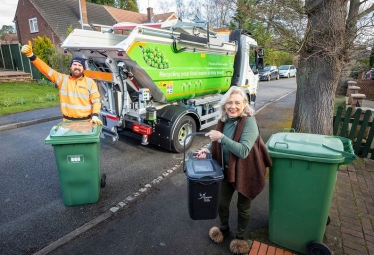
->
xmin=61 ymin=18 xmax=263 ymax=152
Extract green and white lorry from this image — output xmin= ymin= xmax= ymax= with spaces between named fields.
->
xmin=61 ymin=19 xmax=263 ymax=152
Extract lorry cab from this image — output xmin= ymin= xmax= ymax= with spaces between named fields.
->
xmin=229 ymin=29 xmax=262 ymax=105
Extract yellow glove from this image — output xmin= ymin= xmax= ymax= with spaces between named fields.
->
xmin=21 ymin=40 xmax=34 ymax=58
xmin=90 ymin=116 xmax=103 ymax=125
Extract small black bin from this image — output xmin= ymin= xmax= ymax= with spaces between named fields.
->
xmin=185 ymin=152 xmax=224 ymax=220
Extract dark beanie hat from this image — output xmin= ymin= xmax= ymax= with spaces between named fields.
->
xmin=70 ymin=57 xmax=86 ymax=69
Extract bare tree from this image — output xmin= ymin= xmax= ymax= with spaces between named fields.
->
xmin=231 ymin=0 xmax=374 ymax=134
xmin=172 ymin=0 xmax=235 ymax=28
xmin=175 ymin=0 xmax=200 ymax=19
xmin=293 ymin=0 xmax=374 ymax=134
xmin=216 ymin=0 xmax=236 ymax=28
xmin=159 ymin=1 xmax=171 ymax=13
xmin=175 ymin=0 xmax=187 ymax=19
xmin=199 ymin=0 xmax=235 ymax=28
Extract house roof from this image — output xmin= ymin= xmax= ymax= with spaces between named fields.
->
xmin=4 ymin=34 xmax=19 ymax=44
xmin=104 ymin=6 xmax=176 ymax=24
xmin=30 ymin=0 xmax=117 ymax=42
xmin=104 ymin=6 xmax=145 ymax=23
xmin=27 ymin=0 xmax=177 ymax=43
xmin=153 ymin=12 xmax=177 ymax=23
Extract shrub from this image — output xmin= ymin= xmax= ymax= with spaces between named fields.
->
xmin=350 ymin=71 xmax=360 ymax=79
xmin=66 ymin=24 xmax=73 ymax=37
xmin=36 ymin=97 xmax=44 ymax=103
xmin=47 ymin=48 xmax=71 ymax=74
xmin=3 ymin=98 xmax=13 ymax=107
xmin=32 ymin=36 xmax=55 ymax=66
xmin=16 ymin=97 xmax=28 ymax=105
xmin=45 ymin=93 xmax=58 ymax=101
xmin=350 ymin=60 xmax=370 ymax=79
xmin=38 ymin=78 xmax=56 ymax=87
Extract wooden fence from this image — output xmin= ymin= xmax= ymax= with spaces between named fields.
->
xmin=333 ymin=106 xmax=374 ymax=159
xmin=356 ymin=80 xmax=374 ymax=100
xmin=0 ymin=43 xmax=43 ymax=79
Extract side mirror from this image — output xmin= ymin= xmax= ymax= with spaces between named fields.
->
xmin=257 ymin=48 xmax=264 ymax=57
xmin=253 ymin=69 xmax=259 ymax=75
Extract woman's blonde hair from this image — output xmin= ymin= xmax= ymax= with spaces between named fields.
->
xmin=218 ymin=86 xmax=255 ymax=122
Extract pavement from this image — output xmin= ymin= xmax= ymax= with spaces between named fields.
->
xmin=0 ymin=106 xmax=61 ymax=131
xmin=1 ymin=91 xmax=374 ymax=255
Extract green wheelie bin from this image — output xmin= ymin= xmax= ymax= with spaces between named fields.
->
xmin=45 ymin=121 xmax=105 ymax=206
xmin=266 ymin=133 xmax=356 ymax=255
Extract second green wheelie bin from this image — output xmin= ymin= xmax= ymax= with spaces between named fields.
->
xmin=266 ymin=133 xmax=356 ymax=255
xmin=45 ymin=121 xmax=104 ymax=206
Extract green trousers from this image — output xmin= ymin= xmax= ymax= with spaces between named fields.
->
xmin=219 ymin=178 xmax=252 ymax=238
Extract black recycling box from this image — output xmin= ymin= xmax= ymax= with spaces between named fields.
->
xmin=184 ymin=152 xmax=224 ymax=220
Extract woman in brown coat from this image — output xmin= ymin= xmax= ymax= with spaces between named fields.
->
xmin=197 ymin=86 xmax=271 ymax=254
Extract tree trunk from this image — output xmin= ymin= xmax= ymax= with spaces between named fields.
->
xmin=292 ymin=0 xmax=348 ymax=135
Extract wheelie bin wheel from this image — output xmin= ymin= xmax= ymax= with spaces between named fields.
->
xmin=326 ymin=215 xmax=330 ymax=226
xmin=306 ymin=241 xmax=331 ymax=255
xmin=101 ymin=173 xmax=106 ymax=188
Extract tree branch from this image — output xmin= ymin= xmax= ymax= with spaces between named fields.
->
xmin=357 ymin=2 xmax=374 ymax=19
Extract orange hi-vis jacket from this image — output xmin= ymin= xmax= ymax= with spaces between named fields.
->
xmin=31 ymin=57 xmax=101 ymax=119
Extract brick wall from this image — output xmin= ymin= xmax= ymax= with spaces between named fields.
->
xmin=15 ymin=0 xmax=61 ymax=46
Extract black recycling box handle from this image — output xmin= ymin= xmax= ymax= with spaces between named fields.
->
xmin=183 ymin=132 xmax=224 ymax=173
xmin=183 ymin=132 xmax=208 ymax=173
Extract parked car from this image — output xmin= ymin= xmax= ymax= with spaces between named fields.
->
xmin=363 ymin=68 xmax=374 ymax=80
xmin=259 ymin=65 xmax=279 ymax=81
xmin=278 ymin=65 xmax=297 ymax=78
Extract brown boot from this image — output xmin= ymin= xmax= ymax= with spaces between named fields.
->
xmin=208 ymin=226 xmax=230 ymax=244
xmin=229 ymin=237 xmax=252 ymax=254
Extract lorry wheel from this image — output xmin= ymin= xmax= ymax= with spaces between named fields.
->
xmin=306 ymin=241 xmax=331 ymax=255
xmin=171 ymin=115 xmax=196 ymax=153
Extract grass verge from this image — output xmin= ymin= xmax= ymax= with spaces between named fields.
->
xmin=0 ymin=81 xmax=59 ymax=116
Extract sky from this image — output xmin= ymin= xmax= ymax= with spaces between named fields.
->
xmin=0 ymin=0 xmax=175 ymax=29
xmin=0 ymin=0 xmax=18 ymax=28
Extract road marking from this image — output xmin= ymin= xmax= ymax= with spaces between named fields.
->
xmin=256 ymin=90 xmax=296 ymax=114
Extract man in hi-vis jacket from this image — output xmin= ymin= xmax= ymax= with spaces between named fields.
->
xmin=21 ymin=41 xmax=102 ymax=125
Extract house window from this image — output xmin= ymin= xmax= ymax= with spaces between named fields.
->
xmin=29 ymin=18 xmax=38 ymax=33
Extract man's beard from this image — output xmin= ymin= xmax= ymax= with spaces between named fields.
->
xmin=71 ymin=69 xmax=83 ymax=78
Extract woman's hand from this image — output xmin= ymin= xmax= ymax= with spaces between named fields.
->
xmin=196 ymin=148 xmax=210 ymax=158
xmin=205 ymin=130 xmax=223 ymax=142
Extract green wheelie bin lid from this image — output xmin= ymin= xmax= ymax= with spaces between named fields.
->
xmin=45 ymin=121 xmax=102 ymax=145
xmin=266 ymin=133 xmax=356 ymax=164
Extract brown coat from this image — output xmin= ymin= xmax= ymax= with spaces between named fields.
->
xmin=212 ymin=117 xmax=272 ymax=199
